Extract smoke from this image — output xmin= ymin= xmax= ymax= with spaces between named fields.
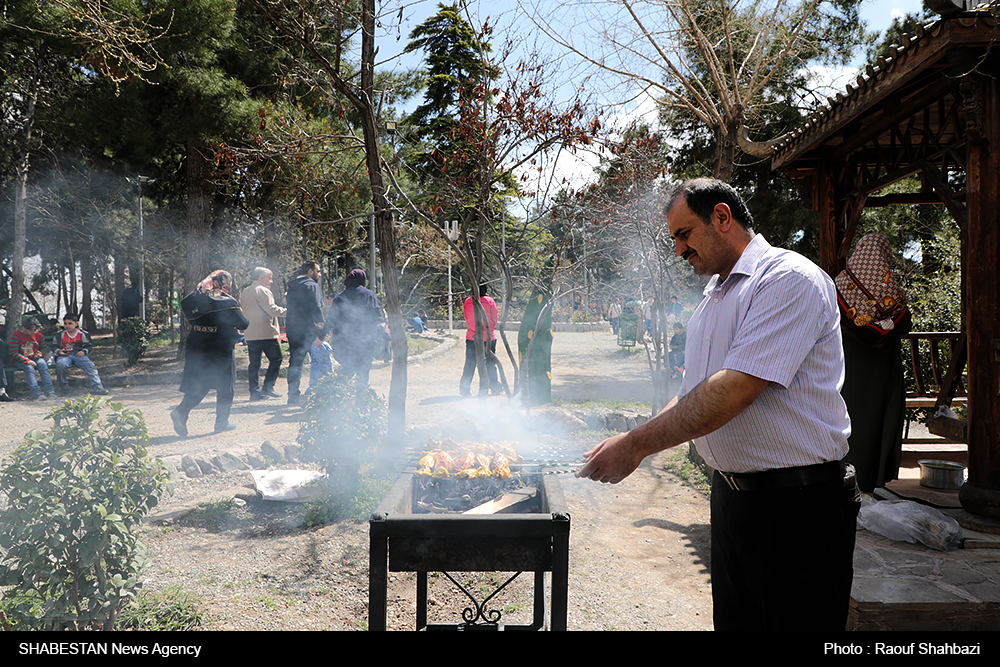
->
xmin=406 ymin=394 xmax=593 ymax=462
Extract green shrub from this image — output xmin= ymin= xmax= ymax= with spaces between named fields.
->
xmin=296 ymin=374 xmax=391 ymax=520
xmin=570 ymin=308 xmax=600 ymax=323
xmin=0 ymin=397 xmax=171 ymax=630
xmin=118 ymin=317 xmax=151 ymax=366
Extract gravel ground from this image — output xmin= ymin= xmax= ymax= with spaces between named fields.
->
xmin=0 ymin=329 xmax=713 ymax=631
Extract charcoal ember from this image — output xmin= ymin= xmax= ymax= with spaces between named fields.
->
xmin=414 ymin=472 xmax=528 ymax=514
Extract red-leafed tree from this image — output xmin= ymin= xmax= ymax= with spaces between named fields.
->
xmin=388 ymin=6 xmax=603 ymax=399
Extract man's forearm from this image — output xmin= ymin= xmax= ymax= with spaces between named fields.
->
xmin=623 ymin=369 xmax=768 ymax=460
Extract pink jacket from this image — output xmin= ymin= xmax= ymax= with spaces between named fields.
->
xmin=463 ymin=296 xmax=498 ymax=341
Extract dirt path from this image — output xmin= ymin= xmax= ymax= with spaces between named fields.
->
xmin=0 ymin=329 xmax=713 ymax=630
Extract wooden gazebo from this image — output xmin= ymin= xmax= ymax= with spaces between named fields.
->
xmin=771 ymin=4 xmax=1000 ymax=525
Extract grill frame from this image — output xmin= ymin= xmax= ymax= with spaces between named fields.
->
xmin=368 ymin=468 xmax=570 ymax=631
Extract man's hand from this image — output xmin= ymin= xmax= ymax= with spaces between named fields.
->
xmin=576 ymin=432 xmax=644 ymax=484
xmin=75 ymin=351 xmax=85 ymax=357
xmin=576 ymin=368 xmax=769 ymax=486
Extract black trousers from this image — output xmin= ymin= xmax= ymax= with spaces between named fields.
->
xmin=286 ymin=336 xmax=310 ymax=399
xmin=176 ymin=381 xmax=234 ymax=431
xmin=710 ymin=466 xmax=861 ymax=631
xmin=247 ymin=339 xmax=282 ymax=394
xmin=460 ymin=339 xmax=499 ymax=395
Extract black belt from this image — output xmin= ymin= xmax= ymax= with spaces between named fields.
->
xmin=192 ymin=325 xmax=218 ymax=333
xmin=717 ymin=460 xmax=846 ymax=492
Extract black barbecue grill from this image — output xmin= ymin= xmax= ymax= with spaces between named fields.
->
xmin=368 ymin=466 xmax=570 ymax=630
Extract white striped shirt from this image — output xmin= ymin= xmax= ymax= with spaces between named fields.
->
xmin=679 ymin=235 xmax=851 ymax=473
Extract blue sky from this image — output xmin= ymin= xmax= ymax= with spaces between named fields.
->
xmin=376 ymin=0 xmax=929 ymax=194
xmin=380 ymin=0 xmax=926 ymax=71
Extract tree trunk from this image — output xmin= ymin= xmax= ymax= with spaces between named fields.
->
xmin=360 ymin=0 xmax=407 ymax=439
xmin=80 ymin=255 xmax=97 ymax=331
xmin=9 ymin=56 xmax=43 ymax=338
xmin=713 ymin=120 xmax=739 ymax=182
xmin=67 ymin=248 xmax=79 ymax=314
xmin=186 ymin=143 xmax=212 ymax=292
xmin=11 ymin=162 xmax=28 ymax=333
xmin=180 ymin=143 xmax=213 ymax=356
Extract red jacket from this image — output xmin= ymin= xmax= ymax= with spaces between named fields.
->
xmin=463 ymin=296 xmax=498 ymax=341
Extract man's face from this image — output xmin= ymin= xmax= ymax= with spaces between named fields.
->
xmin=63 ymin=319 xmax=78 ymax=334
xmin=667 ymin=198 xmax=734 ymax=279
xmin=308 ymin=267 xmax=321 ymax=282
xmin=259 ymin=272 xmax=273 ymax=287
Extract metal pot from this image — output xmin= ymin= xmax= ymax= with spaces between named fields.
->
xmin=917 ymin=459 xmax=966 ymax=490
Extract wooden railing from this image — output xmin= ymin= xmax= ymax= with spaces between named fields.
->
xmin=901 ymin=331 xmax=967 ymax=443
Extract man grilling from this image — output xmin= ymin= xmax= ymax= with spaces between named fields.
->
xmin=578 ymin=178 xmax=860 ymax=631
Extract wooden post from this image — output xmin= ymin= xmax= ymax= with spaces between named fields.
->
xmin=959 ymin=68 xmax=1000 ymax=522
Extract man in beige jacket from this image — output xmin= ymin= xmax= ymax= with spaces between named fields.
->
xmin=241 ymin=267 xmax=287 ymax=401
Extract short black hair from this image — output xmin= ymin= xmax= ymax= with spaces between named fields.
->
xmin=479 ymin=283 xmax=489 ymax=297
xmin=63 ymin=313 xmax=80 ymax=323
xmin=299 ymin=260 xmax=320 ymax=275
xmin=666 ymin=178 xmax=754 ymax=232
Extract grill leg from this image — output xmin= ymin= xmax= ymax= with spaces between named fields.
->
xmin=368 ymin=530 xmax=388 ymax=631
xmin=417 ymin=571 xmax=428 ymax=630
xmin=533 ymin=570 xmax=546 ymax=629
xmin=551 ymin=517 xmax=570 ymax=631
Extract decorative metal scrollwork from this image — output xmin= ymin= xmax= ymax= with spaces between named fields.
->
xmin=441 ymin=571 xmax=523 ymax=627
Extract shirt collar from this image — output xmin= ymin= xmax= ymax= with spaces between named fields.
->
xmin=704 ymin=234 xmax=770 ymax=294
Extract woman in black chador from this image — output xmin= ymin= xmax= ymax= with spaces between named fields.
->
xmin=836 ymin=234 xmax=911 ymax=492
xmin=171 ymin=270 xmax=249 ymax=436
xmin=322 ymin=269 xmax=384 ymax=392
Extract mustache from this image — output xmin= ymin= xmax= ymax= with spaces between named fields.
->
xmin=681 ymin=249 xmax=695 ymax=260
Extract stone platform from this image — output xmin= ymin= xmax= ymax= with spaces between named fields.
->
xmin=848 ymin=441 xmax=1000 ymax=631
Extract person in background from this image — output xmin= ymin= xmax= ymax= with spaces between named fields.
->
xmin=0 ymin=357 xmax=15 ymax=401
xmin=121 ymin=283 xmax=142 ymax=319
xmin=608 ymin=298 xmax=622 ymax=335
xmin=460 ymin=283 xmax=500 ymax=397
xmin=836 ymin=233 xmax=912 ymax=493
xmin=322 ymin=269 xmax=384 ymax=393
xmin=306 ymin=339 xmax=334 ymax=395
xmin=171 ymin=270 xmax=249 ymax=436
xmin=52 ymin=312 xmax=108 ymax=396
xmin=8 ymin=317 xmax=56 ymax=400
xmin=668 ymin=321 xmax=686 ymax=378
xmin=642 ymin=296 xmax=654 ymax=340
xmin=240 ymin=267 xmax=286 ymax=402
xmin=284 ymin=261 xmax=325 ymax=406
xmin=407 ymin=310 xmax=428 ymax=333
xmin=667 ymin=295 xmax=683 ymax=320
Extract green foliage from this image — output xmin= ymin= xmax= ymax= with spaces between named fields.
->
xmin=296 ymin=374 xmax=391 ymax=520
xmin=661 ymin=446 xmax=712 ymax=494
xmin=901 ymin=219 xmax=962 ymax=333
xmin=0 ymin=397 xmax=171 ymax=630
xmin=118 ymin=316 xmax=152 ymax=366
xmin=570 ymin=308 xmax=600 ymax=323
xmin=117 ymin=585 xmax=203 ymax=631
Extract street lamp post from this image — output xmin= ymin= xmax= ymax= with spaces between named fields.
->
xmin=128 ymin=176 xmax=154 ymax=321
xmin=446 ymin=220 xmax=459 ymax=333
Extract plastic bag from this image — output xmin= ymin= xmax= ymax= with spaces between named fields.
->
xmin=250 ymin=470 xmax=327 ymax=502
xmin=857 ymin=498 xmax=962 ymax=552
